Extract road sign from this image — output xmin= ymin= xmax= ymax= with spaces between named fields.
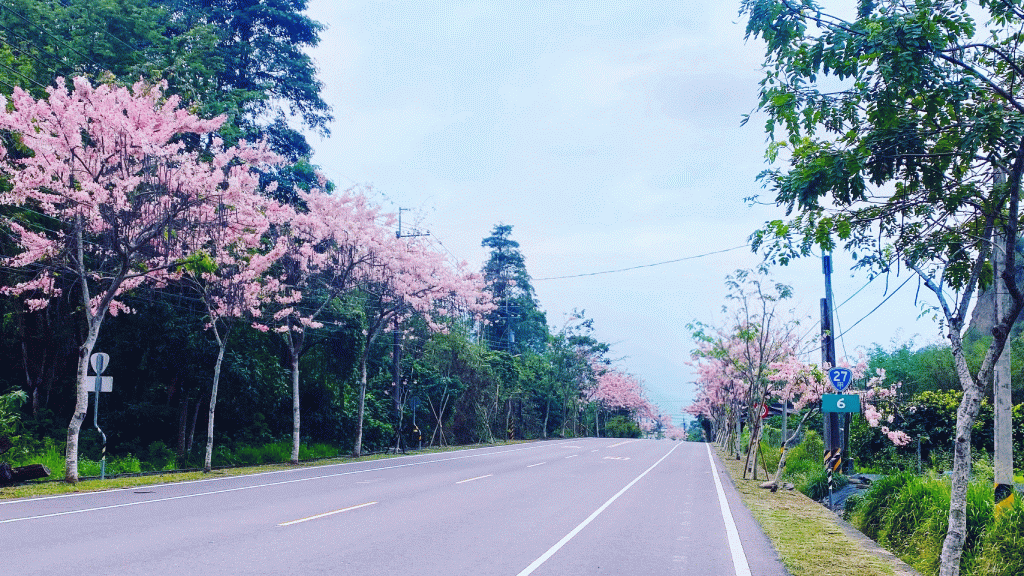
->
xmin=90 ymin=353 xmax=110 ymax=375
xmin=822 ymin=394 xmax=860 ymax=413
xmin=828 ymin=367 xmax=853 ymax=392
xmin=760 ymin=403 xmax=770 ymax=419
xmin=80 ymin=376 xmax=113 ymax=393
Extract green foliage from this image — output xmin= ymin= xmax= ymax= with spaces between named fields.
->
xmin=0 ymin=389 xmax=27 ymax=438
xmin=850 ymin=474 xmax=998 ymax=576
xmin=972 ymin=499 xmax=1024 ymax=576
xmin=798 ymin=467 xmax=847 ymax=501
xmin=604 ymin=416 xmax=642 ymax=438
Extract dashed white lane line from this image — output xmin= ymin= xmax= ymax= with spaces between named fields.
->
xmin=527 ymin=462 xmax=546 ymax=468
xmin=456 ymin=474 xmax=493 ymax=484
xmin=705 ymin=443 xmax=752 ymax=576
xmin=606 ymin=440 xmax=637 ymax=448
xmin=565 ymin=455 xmax=578 ymax=459
xmin=278 ymin=502 xmax=377 ymax=526
xmin=516 ymin=442 xmax=681 ymax=576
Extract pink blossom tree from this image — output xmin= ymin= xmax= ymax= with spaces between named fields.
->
xmin=178 ymin=188 xmax=293 ymax=472
xmin=255 ymin=185 xmax=390 ymax=464
xmin=685 ymin=269 xmax=801 ymax=477
xmin=351 ymin=232 xmax=490 ymax=457
xmin=589 ymin=366 xmax=651 ymax=436
xmin=0 ymin=77 xmax=277 ymax=482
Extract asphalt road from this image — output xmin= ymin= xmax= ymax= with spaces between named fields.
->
xmin=1 ymin=439 xmax=789 ymax=575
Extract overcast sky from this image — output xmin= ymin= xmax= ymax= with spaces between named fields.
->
xmin=302 ymin=0 xmax=939 ymax=425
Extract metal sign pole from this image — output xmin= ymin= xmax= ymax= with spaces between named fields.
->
xmin=91 ymin=353 xmax=110 ymax=480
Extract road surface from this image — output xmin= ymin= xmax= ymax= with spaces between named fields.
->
xmin=1 ymin=439 xmax=788 ymax=575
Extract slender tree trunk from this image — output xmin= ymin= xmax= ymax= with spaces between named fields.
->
xmin=542 ymin=397 xmax=550 ymax=439
xmin=353 ymin=351 xmax=368 ymax=457
xmin=177 ymin=396 xmax=189 ymax=456
xmin=938 ymin=330 xmax=985 ymax=576
xmin=187 ymin=398 xmax=200 ymax=455
xmin=290 ymin=351 xmax=301 ymax=464
xmin=204 ymin=333 xmax=229 ymax=472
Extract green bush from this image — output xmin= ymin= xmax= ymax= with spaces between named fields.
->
xmin=604 ymin=416 xmax=642 ymax=438
xmin=109 ymin=454 xmax=141 ymax=475
xmin=798 ymin=467 xmax=847 ymax=501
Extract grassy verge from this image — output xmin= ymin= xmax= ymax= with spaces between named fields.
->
xmin=0 ymin=441 xmax=525 ymax=500
xmin=715 ymin=446 xmax=905 ymax=576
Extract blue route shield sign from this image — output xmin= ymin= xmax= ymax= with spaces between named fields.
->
xmin=828 ymin=367 xmax=853 ymax=392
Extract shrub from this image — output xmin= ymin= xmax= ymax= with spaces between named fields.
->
xmin=798 ymin=467 xmax=847 ymax=501
xmin=604 ymin=416 xmax=642 ymax=438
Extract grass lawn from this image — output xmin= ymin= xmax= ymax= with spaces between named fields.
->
xmin=715 ymin=446 xmax=914 ymax=576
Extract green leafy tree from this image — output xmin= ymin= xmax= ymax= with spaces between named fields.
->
xmin=742 ymin=1 xmax=1024 ymax=573
xmin=480 ymin=224 xmax=548 ymax=355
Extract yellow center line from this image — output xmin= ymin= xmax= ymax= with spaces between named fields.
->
xmin=456 ymin=474 xmax=493 ymax=484
xmin=278 ymin=501 xmax=377 ymax=526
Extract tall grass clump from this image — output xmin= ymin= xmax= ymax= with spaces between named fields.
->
xmin=971 ymin=498 xmax=1024 ymax=576
xmin=851 ymin=473 xmax=998 ymax=576
xmin=850 ymin=472 xmax=917 ymax=540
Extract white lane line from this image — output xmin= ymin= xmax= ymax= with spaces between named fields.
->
xmin=564 ymin=455 xmax=578 ymax=459
xmin=0 ymin=440 xmax=576 ymax=508
xmin=590 ymin=450 xmax=599 ymax=453
xmin=705 ymin=443 xmax=752 ymax=576
xmin=278 ymin=502 xmax=377 ymax=526
xmin=606 ymin=440 xmax=636 ymax=448
xmin=516 ymin=442 xmax=681 ymax=576
xmin=0 ymin=442 xmax=574 ymax=524
xmin=526 ymin=462 xmax=546 ymax=468
xmin=455 ymin=474 xmax=493 ymax=484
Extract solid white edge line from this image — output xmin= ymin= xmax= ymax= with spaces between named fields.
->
xmin=705 ymin=443 xmax=753 ymax=576
xmin=455 ymin=474 xmax=493 ymax=484
xmin=0 ymin=439 xmax=576 ymax=507
xmin=278 ymin=501 xmax=377 ymax=526
xmin=0 ymin=441 xmax=575 ymax=524
xmin=516 ymin=442 xmax=681 ymax=576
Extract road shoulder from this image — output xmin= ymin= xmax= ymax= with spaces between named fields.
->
xmin=710 ymin=444 xmax=921 ymax=576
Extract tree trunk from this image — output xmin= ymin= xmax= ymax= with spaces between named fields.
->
xmin=187 ymin=397 xmax=200 ymax=455
xmin=177 ymin=395 xmax=189 ymax=456
xmin=204 ymin=335 xmax=228 ymax=472
xmin=66 ymin=325 xmax=100 ymax=484
xmin=290 ymin=351 xmax=301 ymax=464
xmin=938 ymin=329 xmax=985 ymax=576
xmin=353 ymin=351 xmax=368 ymax=457
xmin=542 ymin=397 xmax=550 ymax=439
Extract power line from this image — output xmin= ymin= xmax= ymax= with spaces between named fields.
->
xmin=533 ymin=244 xmax=750 ymax=281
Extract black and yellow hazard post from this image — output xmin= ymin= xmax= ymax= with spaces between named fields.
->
xmin=995 ymin=483 xmax=1015 ymax=516
xmin=824 ymin=447 xmax=842 ymax=509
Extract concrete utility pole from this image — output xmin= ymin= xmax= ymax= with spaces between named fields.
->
xmin=821 ymin=254 xmax=844 ymax=477
xmin=992 ymin=227 xmax=1016 ymax=515
xmin=393 ymin=209 xmax=429 ymax=454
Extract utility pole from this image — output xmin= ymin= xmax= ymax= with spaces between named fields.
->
xmin=821 ymin=254 xmax=845 ymax=499
xmin=393 ymin=209 xmax=429 ymax=454
xmin=993 ymin=222 xmax=1015 ymax=515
